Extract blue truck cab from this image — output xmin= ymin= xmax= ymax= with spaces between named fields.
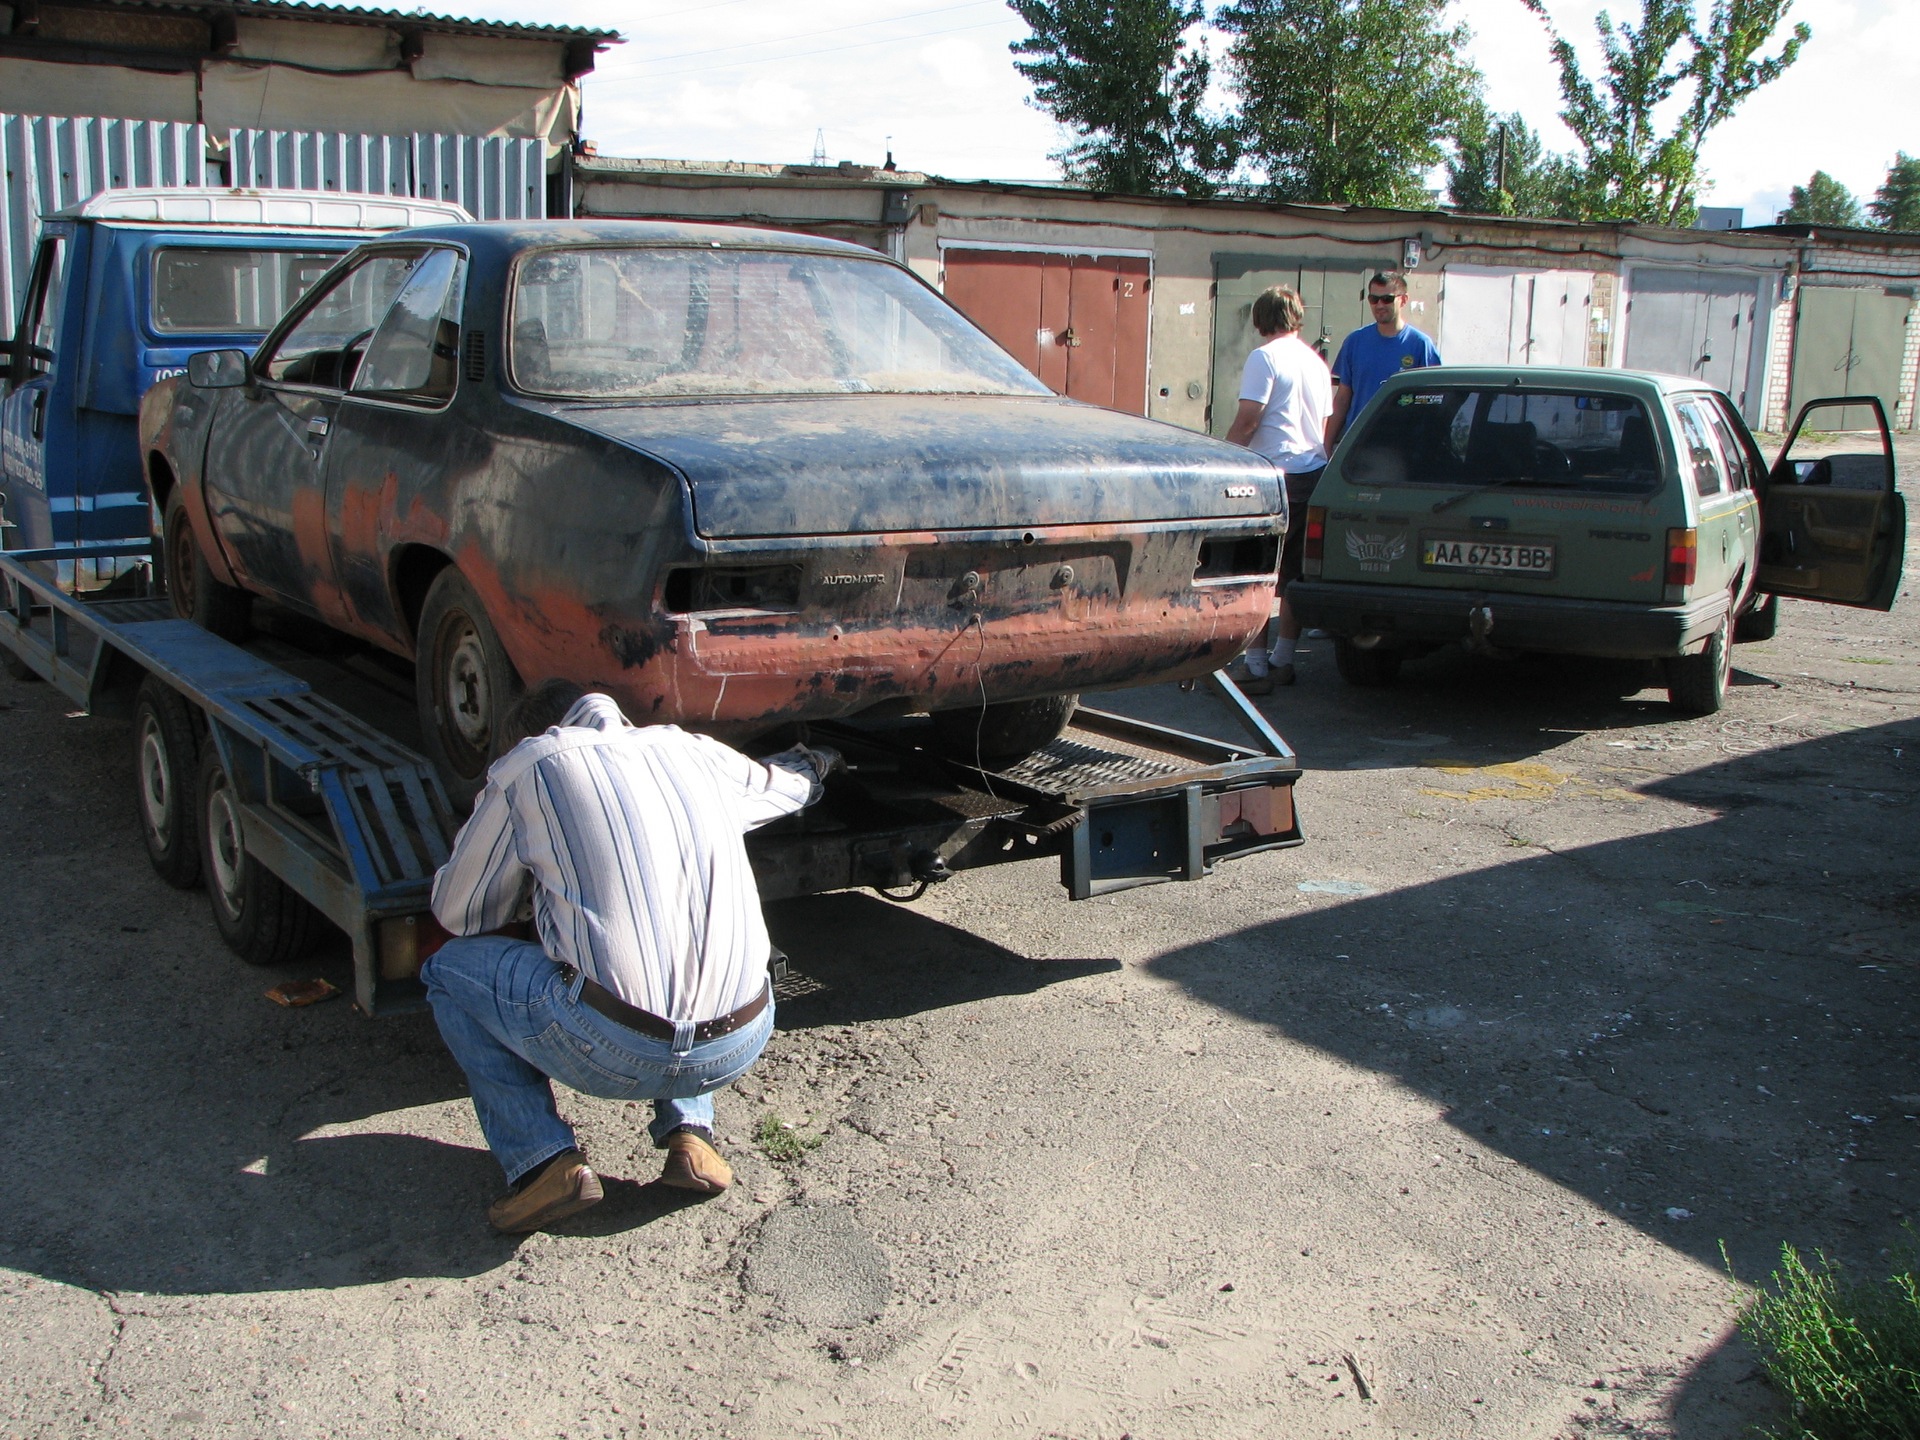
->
xmin=0 ymin=187 xmax=469 ymax=589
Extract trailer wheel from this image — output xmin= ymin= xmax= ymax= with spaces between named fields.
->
xmin=416 ymin=566 xmax=522 ymax=810
xmin=930 ymin=694 xmax=1078 ymax=768
xmin=0 ymin=650 xmax=40 ymax=682
xmin=197 ymin=746 xmax=318 ymax=966
xmin=163 ymin=489 xmax=251 ymax=642
xmin=132 ymin=676 xmax=201 ymax=889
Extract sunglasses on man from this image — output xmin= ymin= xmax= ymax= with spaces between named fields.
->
xmin=1367 ymin=292 xmax=1401 ymax=305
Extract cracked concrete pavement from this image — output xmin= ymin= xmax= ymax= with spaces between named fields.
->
xmin=1 ymin=435 xmax=1916 ymax=1438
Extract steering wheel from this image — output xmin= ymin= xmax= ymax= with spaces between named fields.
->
xmin=1532 ymin=441 xmax=1573 ymax=481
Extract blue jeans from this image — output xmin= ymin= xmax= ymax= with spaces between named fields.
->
xmin=420 ymin=935 xmax=774 ymax=1185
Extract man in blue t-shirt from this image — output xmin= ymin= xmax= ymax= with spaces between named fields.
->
xmin=1327 ymin=271 xmax=1441 ymax=441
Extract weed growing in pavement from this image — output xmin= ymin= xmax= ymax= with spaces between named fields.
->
xmin=1730 ymin=1237 xmax=1920 ymax=1438
xmin=754 ymin=1112 xmax=824 ymax=1163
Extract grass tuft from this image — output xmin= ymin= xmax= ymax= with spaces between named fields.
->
xmin=753 ymin=1112 xmax=824 ymax=1163
xmin=1734 ymin=1238 xmax=1920 ymax=1439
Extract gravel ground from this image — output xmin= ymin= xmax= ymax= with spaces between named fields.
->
xmin=1 ymin=435 xmax=1915 ymax=1439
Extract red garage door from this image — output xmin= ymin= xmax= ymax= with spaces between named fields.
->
xmin=941 ymin=249 xmax=1150 ymax=415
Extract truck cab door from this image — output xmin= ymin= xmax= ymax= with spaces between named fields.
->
xmin=1759 ymin=396 xmax=1905 ymax=611
xmin=0 ymin=230 xmax=72 ymax=553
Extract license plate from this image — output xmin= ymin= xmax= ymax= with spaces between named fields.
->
xmin=1422 ymin=538 xmax=1555 ymax=575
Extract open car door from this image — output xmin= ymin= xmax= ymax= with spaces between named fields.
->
xmin=1759 ymin=396 xmax=1905 ymax=611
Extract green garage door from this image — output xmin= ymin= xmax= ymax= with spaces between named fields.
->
xmin=1209 ymin=253 xmax=1392 ymax=438
xmin=1791 ymin=284 xmax=1915 ymax=425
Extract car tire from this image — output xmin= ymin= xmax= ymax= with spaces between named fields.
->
xmin=1666 ymin=600 xmax=1733 ymax=715
xmin=1734 ymin=591 xmax=1778 ymax=643
xmin=163 ymin=489 xmax=251 ymax=642
xmin=929 ymin=694 xmax=1078 ymax=768
xmin=416 ymin=566 xmax=523 ymax=810
xmin=198 ymin=744 xmax=319 ymax=965
xmin=1333 ymin=637 xmax=1402 ymax=687
xmin=132 ymin=675 xmax=202 ymax=889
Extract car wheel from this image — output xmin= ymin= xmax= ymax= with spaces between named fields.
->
xmin=132 ymin=675 xmax=202 ymax=889
xmin=163 ymin=489 xmax=251 ymax=642
xmin=198 ymin=744 xmax=319 ymax=965
xmin=929 ymin=694 xmax=1078 ymax=768
xmin=1333 ymin=637 xmax=1402 ymax=687
xmin=1667 ymin=598 xmax=1733 ymax=715
xmin=416 ymin=566 xmax=523 ymax=809
xmin=1734 ymin=590 xmax=1778 ymax=643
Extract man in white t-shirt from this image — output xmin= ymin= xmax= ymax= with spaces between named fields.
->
xmin=1224 ymin=285 xmax=1333 ymax=693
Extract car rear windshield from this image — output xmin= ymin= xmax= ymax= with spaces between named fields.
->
xmin=509 ymin=245 xmax=1052 ymax=399
xmin=1343 ymin=387 xmax=1663 ymax=495
xmin=151 ymin=248 xmax=339 ymax=334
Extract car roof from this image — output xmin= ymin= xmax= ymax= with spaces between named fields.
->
xmin=1373 ymin=365 xmax=1720 ymax=400
xmin=375 ymin=217 xmax=889 ymax=263
xmin=57 ymin=187 xmax=472 ymax=231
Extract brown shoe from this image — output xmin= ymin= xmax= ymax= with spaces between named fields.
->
xmin=659 ymin=1129 xmax=732 ymax=1194
xmin=1238 ymin=668 xmax=1276 ymax=696
xmin=487 ymin=1149 xmax=603 ymax=1233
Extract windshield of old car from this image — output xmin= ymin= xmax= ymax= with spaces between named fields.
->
xmin=509 ymin=246 xmax=1051 ymax=399
xmin=1343 ymin=387 xmax=1663 ymax=495
xmin=151 ymin=247 xmax=338 ymax=334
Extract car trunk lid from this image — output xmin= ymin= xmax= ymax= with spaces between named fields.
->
xmin=547 ymin=393 xmax=1281 ymax=539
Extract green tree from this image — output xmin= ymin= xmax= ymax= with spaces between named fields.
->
xmin=1779 ymin=170 xmax=1861 ymax=226
xmin=1008 ymin=0 xmax=1238 ymax=197
xmin=1216 ymin=0 xmax=1482 ymax=208
xmin=1521 ymin=0 xmax=1810 ymax=226
xmin=1868 ymin=152 xmax=1920 ymax=232
xmin=1447 ymin=108 xmax=1580 ymax=218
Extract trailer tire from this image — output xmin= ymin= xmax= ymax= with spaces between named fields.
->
xmin=930 ymin=694 xmax=1078 ymax=767
xmin=163 ymin=489 xmax=251 ymax=642
xmin=416 ymin=566 xmax=522 ymax=810
xmin=1 ymin=650 xmax=41 ymax=682
xmin=132 ymin=676 xmax=201 ymax=889
xmin=197 ymin=746 xmax=319 ymax=966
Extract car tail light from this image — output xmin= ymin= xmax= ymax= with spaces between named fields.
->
xmin=1664 ymin=528 xmax=1697 ymax=600
xmin=1302 ymin=506 xmax=1326 ymax=577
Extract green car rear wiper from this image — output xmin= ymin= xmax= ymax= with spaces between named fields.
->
xmin=1430 ymin=474 xmax=1529 ymax=514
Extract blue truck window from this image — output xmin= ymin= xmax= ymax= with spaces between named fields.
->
xmin=15 ymin=236 xmax=67 ymax=381
xmin=150 ymin=247 xmax=337 ymax=334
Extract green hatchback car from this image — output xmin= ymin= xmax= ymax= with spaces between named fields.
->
xmin=1287 ymin=368 xmax=1906 ymax=713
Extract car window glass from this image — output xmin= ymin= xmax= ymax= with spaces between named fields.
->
xmin=264 ymin=253 xmax=421 ymax=388
xmin=13 ymin=236 xmax=66 ymax=382
xmin=1699 ymin=400 xmax=1752 ymax=492
xmin=1342 ymin=387 xmax=1660 ymax=494
xmin=151 ymin=248 xmax=338 ymax=334
xmin=1705 ymin=394 xmax=1762 ymax=491
xmin=352 ymin=249 xmax=464 ymax=401
xmin=1674 ymin=400 xmax=1725 ymax=497
xmin=510 ymin=246 xmax=1050 ymax=399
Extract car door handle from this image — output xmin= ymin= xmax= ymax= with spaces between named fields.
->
xmin=30 ymin=390 xmax=45 ymax=440
xmin=306 ymin=417 xmax=330 ymax=438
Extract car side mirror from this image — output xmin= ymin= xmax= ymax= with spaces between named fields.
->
xmin=188 ymin=349 xmax=250 ymax=389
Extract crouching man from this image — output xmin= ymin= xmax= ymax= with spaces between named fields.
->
xmin=422 ymin=680 xmax=838 ymax=1233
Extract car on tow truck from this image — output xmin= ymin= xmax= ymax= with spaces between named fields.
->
xmin=1288 ymin=368 xmax=1905 ymax=712
xmin=142 ymin=219 xmax=1287 ymax=804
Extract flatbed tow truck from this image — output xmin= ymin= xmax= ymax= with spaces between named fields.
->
xmin=1 ymin=539 xmax=1303 ymax=1015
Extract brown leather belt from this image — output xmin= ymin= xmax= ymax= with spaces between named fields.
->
xmin=572 ymin=972 xmax=770 ymax=1044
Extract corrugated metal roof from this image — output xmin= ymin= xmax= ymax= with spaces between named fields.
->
xmin=85 ymin=0 xmax=620 ymax=43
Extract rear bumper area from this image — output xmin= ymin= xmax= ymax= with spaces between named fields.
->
xmin=1286 ymin=580 xmax=1727 ymax=659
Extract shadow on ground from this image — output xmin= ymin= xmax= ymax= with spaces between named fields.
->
xmin=1145 ymin=716 xmax=1920 ymax=1434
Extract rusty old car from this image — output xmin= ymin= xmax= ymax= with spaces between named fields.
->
xmin=142 ymin=220 xmax=1284 ymax=801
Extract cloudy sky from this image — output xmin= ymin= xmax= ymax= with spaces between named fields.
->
xmin=465 ymin=0 xmax=1906 ymax=226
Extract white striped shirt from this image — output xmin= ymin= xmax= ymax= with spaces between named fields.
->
xmin=431 ymin=694 xmax=818 ymax=1022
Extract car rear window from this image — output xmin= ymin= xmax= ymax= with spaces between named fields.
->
xmin=1343 ymin=387 xmax=1663 ymax=495
xmin=151 ymin=248 xmax=338 ymax=334
xmin=509 ymin=246 xmax=1052 ymax=399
